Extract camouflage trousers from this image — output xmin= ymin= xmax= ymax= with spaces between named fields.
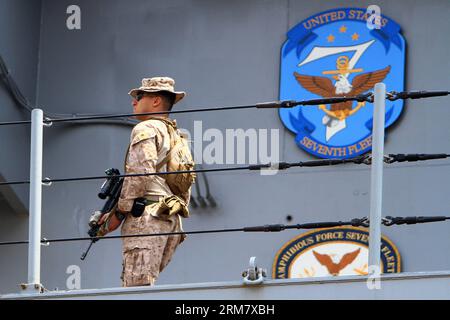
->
xmin=120 ymin=203 xmax=184 ymax=287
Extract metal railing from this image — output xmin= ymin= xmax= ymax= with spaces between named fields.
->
xmin=0 ymin=86 xmax=448 ymax=294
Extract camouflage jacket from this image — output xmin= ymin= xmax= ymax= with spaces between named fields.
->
xmin=117 ymin=117 xmax=176 ymax=212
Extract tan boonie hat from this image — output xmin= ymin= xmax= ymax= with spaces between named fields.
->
xmin=128 ymin=76 xmax=186 ymax=104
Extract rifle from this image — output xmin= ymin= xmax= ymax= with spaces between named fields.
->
xmin=80 ymin=168 xmax=124 ymax=260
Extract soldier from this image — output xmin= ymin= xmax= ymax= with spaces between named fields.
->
xmin=97 ymin=77 xmax=195 ymax=287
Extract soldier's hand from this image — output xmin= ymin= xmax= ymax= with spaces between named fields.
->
xmin=97 ymin=209 xmax=124 ymax=236
xmin=98 ymin=211 xmax=111 ymax=226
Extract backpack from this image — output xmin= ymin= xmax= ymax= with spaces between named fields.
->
xmin=154 ymin=118 xmax=196 ymax=197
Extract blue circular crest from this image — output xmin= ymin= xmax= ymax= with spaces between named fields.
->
xmin=279 ymin=8 xmax=406 ymax=159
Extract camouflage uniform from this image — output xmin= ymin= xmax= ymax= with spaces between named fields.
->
xmin=117 ymin=117 xmax=187 ymax=287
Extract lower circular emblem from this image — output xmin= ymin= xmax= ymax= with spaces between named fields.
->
xmin=273 ymin=227 xmax=401 ymax=279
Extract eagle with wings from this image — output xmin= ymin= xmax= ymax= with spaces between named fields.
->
xmin=293 ymin=65 xmax=391 ymax=141
xmin=312 ymin=248 xmax=361 ymax=276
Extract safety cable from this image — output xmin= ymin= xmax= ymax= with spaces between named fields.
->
xmin=386 ymin=90 xmax=450 ymax=101
xmin=1 ymin=50 xmax=448 ymax=129
xmin=382 ymin=215 xmax=450 ymax=226
xmin=0 ymin=156 xmax=372 ymax=187
xmin=1 ymin=90 xmax=449 ymax=127
xmin=1 ymin=153 xmax=449 ymax=187
xmin=0 ymin=218 xmax=376 ymax=246
xmin=0 ymin=95 xmax=373 ymax=127
xmin=0 ymin=215 xmax=448 ymax=247
xmin=384 ymin=153 xmax=450 ymax=163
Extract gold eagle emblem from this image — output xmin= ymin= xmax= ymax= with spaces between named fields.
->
xmin=293 ymin=56 xmax=391 ymax=140
xmin=312 ymin=248 xmax=361 ymax=276
xmin=294 ymin=58 xmax=391 ymax=121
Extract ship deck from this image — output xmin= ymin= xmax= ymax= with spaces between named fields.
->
xmin=2 ymin=271 xmax=450 ymax=300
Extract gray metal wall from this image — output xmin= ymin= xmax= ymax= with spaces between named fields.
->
xmin=1 ymin=0 xmax=449 ymax=294
xmin=0 ymin=0 xmax=42 ymax=292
